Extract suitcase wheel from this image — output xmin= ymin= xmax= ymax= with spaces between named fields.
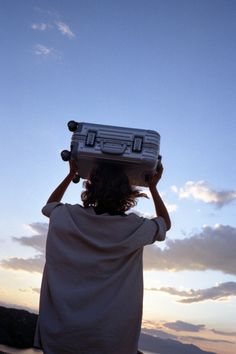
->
xmin=61 ymin=150 xmax=71 ymax=161
xmin=73 ymin=173 xmax=80 ymax=183
xmin=67 ymin=120 xmax=79 ymax=132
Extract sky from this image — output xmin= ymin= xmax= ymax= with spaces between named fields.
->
xmin=0 ymin=0 xmax=236 ymax=353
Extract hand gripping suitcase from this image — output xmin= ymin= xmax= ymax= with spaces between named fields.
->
xmin=61 ymin=121 xmax=161 ymax=187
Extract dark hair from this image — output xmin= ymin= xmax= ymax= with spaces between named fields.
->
xmin=81 ymin=163 xmax=147 ymax=215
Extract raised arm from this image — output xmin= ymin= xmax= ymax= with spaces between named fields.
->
xmin=46 ymin=160 xmax=78 ymax=204
xmin=148 ymin=164 xmax=171 ymax=231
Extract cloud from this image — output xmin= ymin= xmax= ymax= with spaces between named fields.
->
xmin=55 ymin=21 xmax=75 ymax=38
xmin=18 ymin=288 xmax=30 ymax=293
xmin=132 ymin=203 xmax=176 ymax=220
xmin=166 ymin=202 xmax=178 ymax=213
xmin=183 ymin=336 xmax=235 ymax=344
xmin=31 ymin=23 xmax=51 ymax=31
xmin=178 ymin=282 xmax=236 ymax=303
xmin=34 ymin=44 xmax=56 ymax=56
xmin=31 ymin=20 xmax=75 ymax=39
xmin=18 ymin=287 xmax=40 ymax=294
xmin=143 ymin=224 xmax=236 ymax=275
xmin=0 ymin=223 xmax=47 ymax=274
xmin=211 ymin=329 xmax=236 ymax=337
xmin=163 ymin=321 xmax=235 ymax=344
xmin=142 ymin=319 xmax=236 ymax=345
xmin=31 ymin=288 xmax=41 ymax=294
xmin=181 ymin=335 xmax=234 ymax=344
xmin=164 ymin=320 xmax=205 ymax=332
xmin=12 ymin=223 xmax=47 ymax=253
xmin=149 ymin=282 xmax=236 ymax=303
xmin=171 ymin=181 xmax=236 ymax=207
xmin=1 ymin=254 xmax=44 ymax=274
xmin=142 ymin=327 xmax=177 ymax=340
xmin=141 ymin=320 xmax=179 ymax=340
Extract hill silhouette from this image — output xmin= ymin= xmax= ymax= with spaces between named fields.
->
xmin=139 ymin=333 xmax=217 ymax=354
xmin=0 ymin=306 xmax=37 ymax=348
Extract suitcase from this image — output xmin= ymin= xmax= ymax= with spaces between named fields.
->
xmin=61 ymin=121 xmax=161 ymax=187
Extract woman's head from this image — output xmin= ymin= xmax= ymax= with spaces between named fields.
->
xmin=81 ymin=163 xmax=147 ymax=214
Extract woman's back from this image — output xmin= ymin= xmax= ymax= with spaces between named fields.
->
xmin=34 ymin=161 xmax=170 ymax=354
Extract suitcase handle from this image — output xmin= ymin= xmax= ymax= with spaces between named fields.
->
xmin=100 ymin=141 xmax=127 ymax=155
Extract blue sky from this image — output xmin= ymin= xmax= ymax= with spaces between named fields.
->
xmin=0 ymin=1 xmax=236 ymax=353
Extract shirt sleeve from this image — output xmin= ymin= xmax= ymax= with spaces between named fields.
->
xmin=129 ymin=213 xmax=167 ymax=248
xmin=152 ymin=216 xmax=167 ymax=242
xmin=42 ymin=202 xmax=63 ymax=217
xmin=141 ymin=216 xmax=167 ymax=245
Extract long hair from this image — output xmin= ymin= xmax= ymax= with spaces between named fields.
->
xmin=81 ymin=163 xmax=147 ymax=214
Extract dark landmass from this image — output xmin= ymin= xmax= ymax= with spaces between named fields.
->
xmin=139 ymin=333 xmax=217 ymax=354
xmin=0 ymin=306 xmax=217 ymax=353
xmin=0 ymin=306 xmax=38 ymax=349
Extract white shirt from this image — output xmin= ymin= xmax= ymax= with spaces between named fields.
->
xmin=34 ymin=202 xmax=166 ymax=354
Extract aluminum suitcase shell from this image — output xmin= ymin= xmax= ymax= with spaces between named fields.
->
xmin=68 ymin=122 xmax=161 ymax=187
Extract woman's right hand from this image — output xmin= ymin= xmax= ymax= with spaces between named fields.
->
xmin=148 ymin=163 xmax=164 ymax=189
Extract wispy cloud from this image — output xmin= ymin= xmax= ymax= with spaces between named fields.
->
xmin=141 ymin=327 xmax=177 ymax=340
xmin=12 ymin=223 xmax=47 ymax=253
xmin=211 ymin=329 xmax=236 ymax=336
xmin=178 ymin=282 xmax=236 ymax=303
xmin=31 ymin=10 xmax=75 ymax=57
xmin=171 ymin=181 xmax=236 ymax=207
xmin=1 ymin=254 xmax=44 ymax=274
xmin=31 ymin=23 xmax=51 ymax=31
xmin=180 ymin=335 xmax=234 ymax=344
xmin=18 ymin=287 xmax=40 ymax=294
xmin=165 ymin=321 xmax=235 ymax=344
xmin=166 ymin=202 xmax=178 ymax=213
xmin=142 ymin=319 xmax=236 ymax=345
xmin=55 ymin=21 xmax=75 ymax=38
xmin=31 ymin=20 xmax=75 ymax=39
xmin=148 ymin=281 xmax=236 ymax=303
xmin=34 ymin=44 xmax=56 ymax=57
xmin=32 ymin=287 xmax=41 ymax=294
xmin=164 ymin=320 xmax=205 ymax=332
xmin=143 ymin=224 xmax=236 ymax=275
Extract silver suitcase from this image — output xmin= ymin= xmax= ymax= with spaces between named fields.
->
xmin=61 ymin=121 xmax=161 ymax=186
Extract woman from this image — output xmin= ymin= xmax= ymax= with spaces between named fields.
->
xmin=34 ymin=161 xmax=171 ymax=354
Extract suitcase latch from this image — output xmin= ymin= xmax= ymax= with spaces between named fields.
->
xmin=86 ymin=131 xmax=96 ymax=147
xmin=132 ymin=136 xmax=143 ymax=152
